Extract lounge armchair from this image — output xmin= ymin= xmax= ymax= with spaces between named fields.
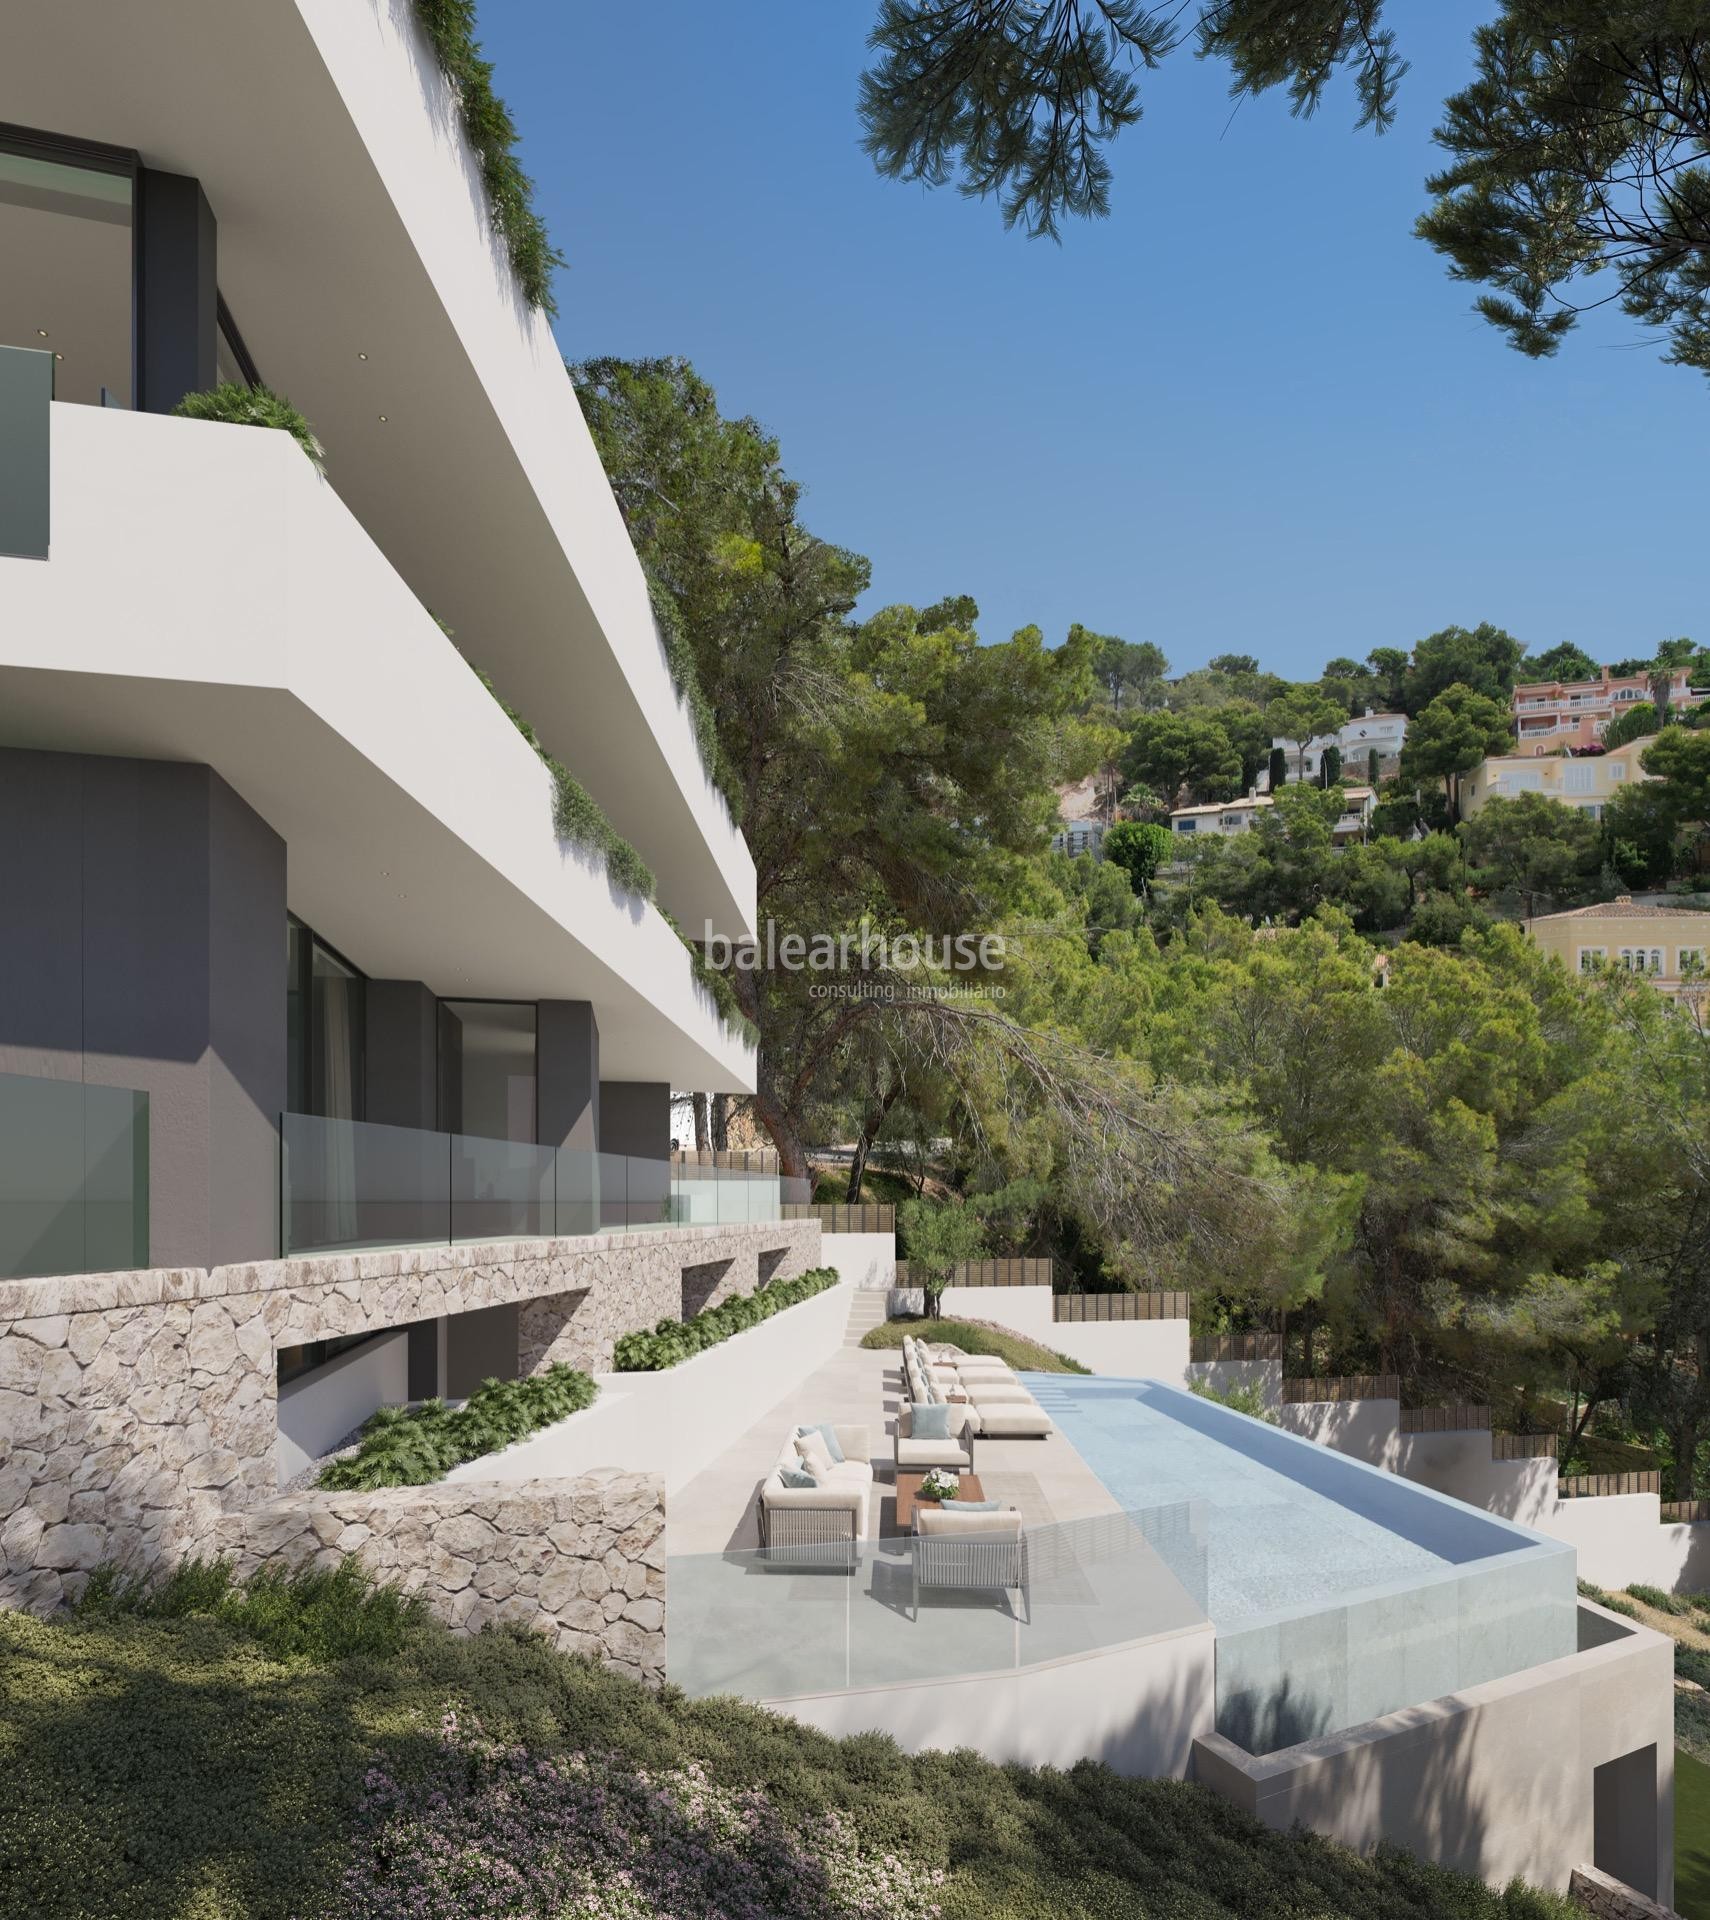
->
xmin=911 ymin=1503 xmax=1029 ymax=1622
xmin=895 ymin=1401 xmax=975 ymax=1472
xmin=756 ymin=1423 xmax=874 ymax=1570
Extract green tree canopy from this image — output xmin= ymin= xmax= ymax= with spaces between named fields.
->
xmin=1265 ymin=688 xmax=1346 ymax=775
xmin=1119 ymin=709 xmax=1242 ymax=808
xmin=1458 ymin=792 xmax=1603 ymax=916
xmin=1400 ymin=683 xmax=1514 ymax=822
xmin=1084 ymin=629 xmax=1168 ymax=712
xmin=1103 ymin=819 xmax=1174 ymax=895
xmin=1524 ymin=642 xmax=1600 ymax=684
xmin=1404 ymin=624 xmax=1526 ymax=712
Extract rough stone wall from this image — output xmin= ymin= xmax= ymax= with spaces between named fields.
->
xmin=0 ymin=1219 xmax=819 ymax=1613
xmin=208 ymin=1469 xmax=666 ymax=1685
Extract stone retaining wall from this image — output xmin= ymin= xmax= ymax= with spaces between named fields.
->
xmin=1569 ymin=1864 xmax=1679 ymax=1919
xmin=208 ymin=1468 xmax=666 ymax=1685
xmin=0 ymin=1218 xmax=818 ymax=1613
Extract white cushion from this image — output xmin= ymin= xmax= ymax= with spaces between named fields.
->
xmin=915 ymin=1505 xmax=1021 ymax=1537
xmin=795 ymin=1430 xmax=836 ymax=1478
xmin=974 ymin=1405 xmax=1054 ymax=1437
xmin=897 ymin=1435 xmax=973 ymax=1470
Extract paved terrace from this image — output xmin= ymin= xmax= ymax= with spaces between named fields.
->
xmin=668 ymin=1306 xmax=1120 ymax=1554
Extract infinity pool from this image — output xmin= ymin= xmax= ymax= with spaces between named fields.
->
xmin=1026 ymin=1375 xmax=1577 ymax=1751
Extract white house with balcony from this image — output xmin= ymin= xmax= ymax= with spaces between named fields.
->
xmin=1259 ymin=710 xmax=1407 ymax=788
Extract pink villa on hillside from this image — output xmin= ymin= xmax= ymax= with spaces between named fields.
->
xmin=1512 ymin=666 xmax=1704 ymax=754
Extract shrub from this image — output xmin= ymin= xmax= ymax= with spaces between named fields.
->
xmin=171 ymin=381 xmax=324 ymax=469
xmin=1577 ymin=1577 xmax=1639 ymax=1618
xmin=411 ymin=0 xmax=564 ymax=312
xmin=75 ymin=1556 xmax=426 ymax=1664
xmin=1626 ymin=1582 xmax=1691 ymax=1616
xmin=317 ymin=1364 xmax=596 ymax=1490
xmin=859 ymin=1314 xmax=1089 ymax=1375
xmin=614 ymin=1266 xmax=839 ymax=1371
xmin=1190 ymin=1378 xmax=1278 ymax=1424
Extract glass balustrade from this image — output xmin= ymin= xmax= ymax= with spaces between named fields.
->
xmin=279 ymin=1115 xmax=805 ymax=1257
xmin=0 ymin=1071 xmax=148 ymax=1278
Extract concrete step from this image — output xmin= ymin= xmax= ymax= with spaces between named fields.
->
xmin=843 ymin=1288 xmax=891 ymax=1346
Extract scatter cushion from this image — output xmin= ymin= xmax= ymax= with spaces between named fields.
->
xmin=778 ymin=1467 xmax=818 ymax=1489
xmin=910 ymin=1402 xmax=955 ymax=1440
xmin=795 ymin=1430 xmax=836 ymax=1478
xmin=797 ymin=1422 xmax=846 ymax=1464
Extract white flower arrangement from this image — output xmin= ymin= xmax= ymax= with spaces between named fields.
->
xmin=918 ymin=1468 xmax=961 ymax=1503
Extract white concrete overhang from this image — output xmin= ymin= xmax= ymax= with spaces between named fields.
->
xmin=0 ymin=0 xmax=756 ymax=940
xmin=0 ymin=405 xmax=756 ymax=1092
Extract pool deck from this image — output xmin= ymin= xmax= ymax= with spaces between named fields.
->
xmin=668 ymin=1344 xmax=1119 ymax=1554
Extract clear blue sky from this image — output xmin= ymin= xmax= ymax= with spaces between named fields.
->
xmin=481 ymin=2 xmax=1703 ymax=682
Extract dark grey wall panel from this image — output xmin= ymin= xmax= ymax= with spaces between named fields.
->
xmin=537 ymin=1000 xmax=599 ymax=1149
xmin=597 ymin=1080 xmax=671 ymax=1161
xmin=0 ymin=344 xmax=52 ymax=559
xmin=0 ymin=749 xmax=285 ymax=1268
xmin=445 ymin=1302 xmax=519 ymax=1397
xmin=135 ymin=168 xmax=217 ymax=414
xmin=367 ymin=981 xmax=439 ymax=1131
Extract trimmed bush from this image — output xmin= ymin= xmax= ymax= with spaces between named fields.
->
xmin=614 ymin=1266 xmax=839 ymax=1371
xmin=1190 ymin=1378 xmax=1279 ymax=1424
xmin=171 ymin=381 xmax=324 ymax=469
xmin=860 ymin=1313 xmax=1090 ymax=1375
xmin=317 ymin=1364 xmax=596 ymax=1490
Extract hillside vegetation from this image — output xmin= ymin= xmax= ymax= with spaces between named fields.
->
xmin=0 ymin=1560 xmax=1575 ymax=1920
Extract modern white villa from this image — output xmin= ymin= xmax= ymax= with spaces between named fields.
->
xmin=0 ymin=8 xmax=1689 ymax=1918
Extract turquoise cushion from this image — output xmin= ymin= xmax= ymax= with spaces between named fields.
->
xmin=911 ymin=1403 xmax=954 ymax=1440
xmin=797 ymin=1422 xmax=846 ymax=1464
xmin=944 ymin=1497 xmax=1003 ymax=1511
xmin=778 ymin=1466 xmax=818 ymax=1489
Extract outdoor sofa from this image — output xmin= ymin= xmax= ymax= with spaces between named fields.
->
xmin=755 ymin=1422 xmax=874 ymax=1570
xmin=911 ymin=1502 xmax=1030 ymax=1622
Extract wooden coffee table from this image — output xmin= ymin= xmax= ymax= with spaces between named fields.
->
xmin=894 ymin=1469 xmax=985 ymax=1531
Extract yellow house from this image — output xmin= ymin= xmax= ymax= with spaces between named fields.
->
xmin=1527 ymin=897 xmax=1710 ymax=997
xmin=1460 ymin=735 xmax=1657 ymax=823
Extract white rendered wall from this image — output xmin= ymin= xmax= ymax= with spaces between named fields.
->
xmin=275 ymin=1329 xmax=410 ymax=1485
xmin=822 ymin=1233 xmax=895 ymax=1290
xmin=929 ymin=1287 xmax=1191 ymax=1383
xmin=448 ymin=1277 xmax=855 ymax=1497
xmin=770 ymin=1623 xmax=1216 ymax=1779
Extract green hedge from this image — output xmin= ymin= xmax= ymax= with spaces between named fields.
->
xmin=614 ymin=1265 xmax=840 ymax=1371
xmin=317 ymin=1364 xmax=596 ymax=1491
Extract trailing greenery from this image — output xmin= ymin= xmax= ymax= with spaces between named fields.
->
xmin=662 ymin=904 xmax=759 ymax=1044
xmin=1577 ymin=1577 xmax=1640 ymax=1620
xmin=317 ymin=1364 xmax=596 ymax=1490
xmin=171 ymin=381 xmax=324 ymax=470
xmin=74 ymin=1555 xmax=425 ymax=1664
xmin=861 ymin=1313 xmax=1090 ymax=1376
xmin=1190 ymin=1378 xmax=1279 ymax=1424
xmin=0 ymin=1571 xmax=1580 ymax=1920
xmin=613 ymin=1265 xmax=840 ymax=1371
xmin=475 ymin=668 xmax=656 ymax=901
xmin=649 ymin=574 xmax=740 ymax=821
xmin=411 ymin=0 xmax=563 ymax=313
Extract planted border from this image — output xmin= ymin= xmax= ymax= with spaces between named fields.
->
xmin=614 ymin=1265 xmax=839 ymax=1372
xmin=171 ymin=382 xmax=325 ymax=471
xmin=317 ymin=1364 xmax=597 ymax=1491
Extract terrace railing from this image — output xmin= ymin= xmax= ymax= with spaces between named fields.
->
xmin=784 ymin=1202 xmax=895 ymax=1233
xmin=279 ymin=1112 xmax=811 ymax=1259
xmin=1282 ymin=1374 xmax=1401 ymax=1403
xmin=1558 ymin=1470 xmax=1662 ymax=1500
xmin=0 ymin=1070 xmax=150 ymax=1279
xmin=898 ymin=1257 xmax=1054 ymax=1289
xmin=1189 ymin=1334 xmax=1282 ymax=1363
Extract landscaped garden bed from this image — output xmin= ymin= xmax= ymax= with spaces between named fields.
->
xmin=316 ymin=1364 xmax=597 ymax=1491
xmin=613 ymin=1264 xmax=840 ymax=1371
xmin=861 ymin=1313 xmax=1089 ymax=1375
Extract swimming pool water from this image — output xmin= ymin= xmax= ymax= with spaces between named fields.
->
xmin=1027 ymin=1375 xmax=1446 ymax=1628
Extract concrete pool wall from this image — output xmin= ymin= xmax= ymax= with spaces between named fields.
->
xmin=1033 ymin=1378 xmax=1580 ymax=1754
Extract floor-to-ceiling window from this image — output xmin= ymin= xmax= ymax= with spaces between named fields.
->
xmin=0 ymin=132 xmax=134 ymax=406
xmin=285 ymin=916 xmax=366 ymax=1120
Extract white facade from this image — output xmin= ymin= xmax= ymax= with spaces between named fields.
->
xmin=1263 ymin=710 xmax=1407 ymax=787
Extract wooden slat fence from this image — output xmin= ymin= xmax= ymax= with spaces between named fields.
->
xmin=1054 ymin=1291 xmax=1191 ymax=1323
xmin=673 ymin=1148 xmax=778 ymax=1173
xmin=1662 ymin=1499 xmax=1710 ymax=1524
xmin=1189 ymin=1334 xmax=1282 ymax=1363
xmin=1283 ymin=1375 xmax=1400 ymax=1403
xmin=1400 ymin=1404 xmax=1491 ymax=1434
xmin=1490 ymin=1432 xmax=1558 ymax=1461
xmin=1558 ymin=1471 xmax=1662 ymax=1500
xmin=898 ymin=1258 xmax=1054 ymax=1289
xmin=782 ymin=1203 xmax=895 ymax=1233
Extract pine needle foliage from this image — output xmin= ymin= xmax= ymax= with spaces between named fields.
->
xmin=171 ymin=382 xmax=325 ymax=471
xmin=411 ymin=0 xmax=563 ymax=313
xmin=317 ymin=1364 xmax=598 ymax=1491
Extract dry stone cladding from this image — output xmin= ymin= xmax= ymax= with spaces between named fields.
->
xmin=0 ymin=1219 xmax=819 ymax=1626
xmin=208 ymin=1470 xmax=666 ymax=1684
